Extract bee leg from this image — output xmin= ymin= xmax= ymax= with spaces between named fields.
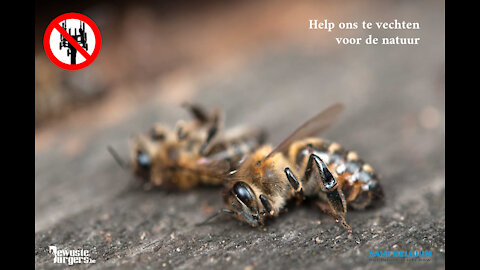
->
xmin=303 ymin=154 xmax=337 ymax=192
xmin=259 ymin=194 xmax=275 ymax=216
xmin=315 ymin=200 xmax=352 ymax=232
xmin=175 ymin=120 xmax=190 ymax=141
xmin=303 ymin=154 xmax=351 ymax=232
xmin=181 ymin=102 xmax=210 ymax=123
xmin=345 ymin=183 xmax=362 ymax=202
xmin=284 ymin=168 xmax=305 ymax=205
xmin=149 ymin=125 xmax=167 ymax=141
xmin=177 ymin=104 xmax=219 ymax=141
xmin=199 ymin=110 xmax=223 ymax=155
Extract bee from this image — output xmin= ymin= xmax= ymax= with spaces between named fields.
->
xmin=108 ymin=103 xmax=267 ymax=190
xmin=199 ymin=103 xmax=384 ymax=231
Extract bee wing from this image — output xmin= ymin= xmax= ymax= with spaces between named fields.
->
xmin=263 ymin=103 xmax=344 ymax=161
xmin=193 ymin=157 xmax=233 ymax=177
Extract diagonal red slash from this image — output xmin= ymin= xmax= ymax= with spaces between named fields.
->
xmin=53 ymin=23 xmax=91 ymax=61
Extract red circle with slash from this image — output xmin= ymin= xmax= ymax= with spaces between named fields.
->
xmin=43 ymin=13 xmax=102 ymax=71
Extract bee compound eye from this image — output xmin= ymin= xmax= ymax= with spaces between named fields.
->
xmin=137 ymin=150 xmax=151 ymax=168
xmin=233 ymin=182 xmax=255 ymax=208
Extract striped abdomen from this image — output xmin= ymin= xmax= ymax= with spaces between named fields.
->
xmin=288 ymin=137 xmax=383 ymax=209
xmin=206 ymin=128 xmax=267 ymax=170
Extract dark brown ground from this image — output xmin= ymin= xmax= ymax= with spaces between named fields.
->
xmin=35 ymin=0 xmax=444 ymax=269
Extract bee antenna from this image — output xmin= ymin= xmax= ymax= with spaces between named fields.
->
xmin=195 ymin=209 xmax=234 ymax=226
xmin=107 ymin=145 xmax=129 ymax=170
xmin=231 ymin=202 xmax=257 ymax=225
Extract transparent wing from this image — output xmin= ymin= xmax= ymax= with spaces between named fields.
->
xmin=195 ymin=157 xmax=232 ymax=175
xmin=263 ymin=103 xmax=344 ymax=161
xmin=196 ymin=126 xmax=266 ymax=174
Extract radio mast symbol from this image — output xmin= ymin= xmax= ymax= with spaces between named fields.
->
xmin=44 ymin=13 xmax=102 ymax=70
xmin=59 ymin=20 xmax=88 ymax=65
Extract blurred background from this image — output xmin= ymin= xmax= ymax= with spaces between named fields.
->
xmin=35 ymin=0 xmax=444 ymax=268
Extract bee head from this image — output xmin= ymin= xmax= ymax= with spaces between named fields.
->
xmin=130 ymin=125 xmax=168 ymax=184
xmin=223 ymin=181 xmax=262 ymax=227
xmin=133 ymin=148 xmax=152 ymax=181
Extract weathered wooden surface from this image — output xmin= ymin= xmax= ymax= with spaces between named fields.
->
xmin=35 ymin=0 xmax=444 ymax=269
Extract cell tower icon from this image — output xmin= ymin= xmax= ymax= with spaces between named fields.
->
xmin=44 ymin=13 xmax=101 ymax=70
xmin=59 ymin=20 xmax=88 ymax=65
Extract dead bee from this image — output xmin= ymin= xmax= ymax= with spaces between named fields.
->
xmin=108 ymin=103 xmax=267 ymax=190
xmin=199 ymin=103 xmax=383 ymax=231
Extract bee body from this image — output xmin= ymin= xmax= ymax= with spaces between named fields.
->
xmin=146 ymin=128 xmax=266 ymax=190
xmin=212 ymin=104 xmax=384 ymax=231
xmin=126 ymin=104 xmax=267 ymax=190
xmin=288 ymin=137 xmax=382 ymax=209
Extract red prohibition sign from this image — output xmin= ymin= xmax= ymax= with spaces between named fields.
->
xmin=43 ymin=13 xmax=102 ymax=71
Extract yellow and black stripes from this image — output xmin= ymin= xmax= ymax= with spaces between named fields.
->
xmin=288 ymin=137 xmax=382 ymax=209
